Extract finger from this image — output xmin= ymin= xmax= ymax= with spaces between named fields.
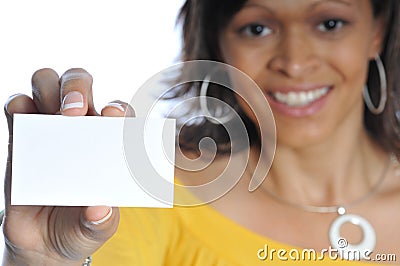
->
xmin=80 ymin=206 xmax=119 ymax=252
xmin=4 ymin=94 xmax=38 ymax=207
xmin=4 ymin=94 xmax=38 ymax=136
xmin=59 ymin=68 xmax=97 ymax=116
xmin=101 ymin=100 xmax=135 ymax=117
xmin=31 ymin=68 xmax=60 ymax=114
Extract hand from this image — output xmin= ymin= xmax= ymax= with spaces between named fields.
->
xmin=3 ymin=68 xmax=133 ymax=265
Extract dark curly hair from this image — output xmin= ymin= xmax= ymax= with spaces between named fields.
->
xmin=174 ymin=0 xmax=400 ymax=155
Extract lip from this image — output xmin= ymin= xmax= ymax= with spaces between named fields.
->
xmin=264 ymin=85 xmax=333 ymax=117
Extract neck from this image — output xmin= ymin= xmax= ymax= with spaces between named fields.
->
xmin=257 ymin=123 xmax=387 ymax=207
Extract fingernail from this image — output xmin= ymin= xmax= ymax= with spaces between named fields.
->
xmin=90 ymin=207 xmax=113 ymax=225
xmin=4 ymin=93 xmax=24 ymax=115
xmin=105 ymin=102 xmax=125 ymax=112
xmin=61 ymin=91 xmax=84 ymax=111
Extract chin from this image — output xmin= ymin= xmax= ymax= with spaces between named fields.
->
xmin=275 ymin=123 xmax=332 ymax=150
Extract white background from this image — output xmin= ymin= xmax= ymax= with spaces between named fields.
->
xmin=0 ymin=0 xmax=184 ymax=211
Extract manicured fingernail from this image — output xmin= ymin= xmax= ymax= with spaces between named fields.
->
xmin=61 ymin=91 xmax=84 ymax=111
xmin=90 ymin=207 xmax=113 ymax=225
xmin=4 ymin=93 xmax=23 ymax=115
xmin=6 ymin=93 xmax=24 ymax=103
xmin=105 ymin=102 xmax=125 ymax=112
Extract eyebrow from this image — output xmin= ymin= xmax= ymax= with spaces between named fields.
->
xmin=242 ymin=0 xmax=352 ymax=14
xmin=242 ymin=2 xmax=274 ymax=14
xmin=309 ymin=0 xmax=352 ymax=10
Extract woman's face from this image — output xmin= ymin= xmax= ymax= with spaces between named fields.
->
xmin=220 ymin=0 xmax=384 ymax=148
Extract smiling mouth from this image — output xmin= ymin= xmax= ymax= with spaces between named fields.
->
xmin=269 ymin=86 xmax=331 ymax=107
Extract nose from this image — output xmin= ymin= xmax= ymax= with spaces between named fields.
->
xmin=268 ymin=28 xmax=320 ymax=78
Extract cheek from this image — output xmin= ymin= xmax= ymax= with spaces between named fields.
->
xmin=324 ymin=23 xmax=377 ymax=89
xmin=330 ymin=47 xmax=370 ymax=84
xmin=236 ymin=95 xmax=257 ymax=123
xmin=220 ymin=38 xmax=266 ymax=80
xmin=221 ymin=38 xmax=270 ymax=124
xmin=228 ymin=67 xmax=272 ymax=129
xmin=325 ymin=41 xmax=372 ymax=113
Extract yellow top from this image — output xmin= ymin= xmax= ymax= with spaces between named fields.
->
xmin=93 ymin=206 xmax=382 ymax=265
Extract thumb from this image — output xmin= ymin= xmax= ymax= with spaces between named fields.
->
xmin=48 ymin=206 xmax=119 ymax=261
xmin=82 ymin=206 xmax=119 ymax=233
xmin=79 ymin=206 xmax=120 ymax=255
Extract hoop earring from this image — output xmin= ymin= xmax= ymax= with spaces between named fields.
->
xmin=200 ymin=73 xmax=235 ymax=124
xmin=363 ymin=54 xmax=387 ymax=115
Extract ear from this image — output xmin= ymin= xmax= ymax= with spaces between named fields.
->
xmin=369 ymin=14 xmax=386 ymax=59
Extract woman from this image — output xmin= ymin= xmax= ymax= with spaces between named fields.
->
xmin=3 ymin=0 xmax=400 ymax=265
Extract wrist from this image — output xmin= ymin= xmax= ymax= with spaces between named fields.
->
xmin=2 ymin=245 xmax=85 ymax=266
xmin=1 ymin=210 xmax=91 ymax=266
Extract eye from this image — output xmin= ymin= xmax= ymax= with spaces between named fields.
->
xmin=239 ymin=24 xmax=272 ymax=37
xmin=317 ymin=19 xmax=347 ymax=32
xmin=317 ymin=19 xmax=346 ymax=32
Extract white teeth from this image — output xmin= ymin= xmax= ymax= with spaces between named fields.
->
xmin=272 ymin=87 xmax=329 ymax=107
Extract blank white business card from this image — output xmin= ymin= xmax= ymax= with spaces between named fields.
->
xmin=11 ymin=114 xmax=175 ymax=207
